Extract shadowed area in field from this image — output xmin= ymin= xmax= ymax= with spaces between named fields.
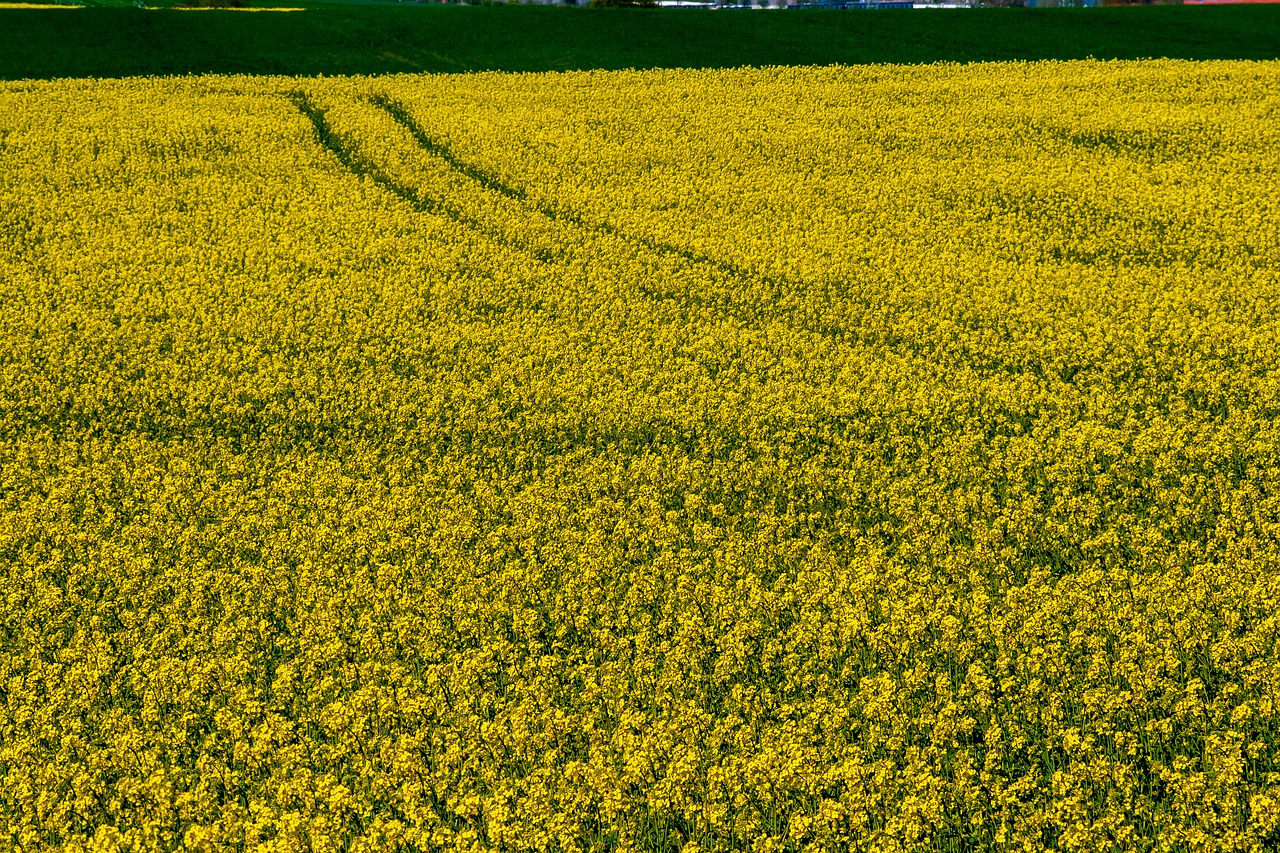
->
xmin=1 ymin=5 xmax=1278 ymax=80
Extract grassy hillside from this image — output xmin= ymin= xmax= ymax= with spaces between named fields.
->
xmin=1 ymin=5 xmax=1278 ymax=80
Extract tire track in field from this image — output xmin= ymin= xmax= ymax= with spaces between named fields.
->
xmin=369 ymin=95 xmax=798 ymax=318
xmin=289 ymin=91 xmax=557 ymax=266
xmin=300 ymin=90 xmax=866 ymax=349
xmin=290 ymin=91 xmax=445 ymax=216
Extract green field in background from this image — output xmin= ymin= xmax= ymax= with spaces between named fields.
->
xmin=1 ymin=4 xmax=1278 ymax=80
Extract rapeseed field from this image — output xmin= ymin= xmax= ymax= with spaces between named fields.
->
xmin=1 ymin=61 xmax=1279 ymax=852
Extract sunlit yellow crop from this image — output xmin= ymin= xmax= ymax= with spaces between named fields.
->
xmin=1 ymin=61 xmax=1279 ymax=852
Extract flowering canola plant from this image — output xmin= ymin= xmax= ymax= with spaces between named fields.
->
xmin=1 ymin=61 xmax=1279 ymax=852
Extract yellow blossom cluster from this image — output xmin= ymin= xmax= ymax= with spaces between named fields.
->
xmin=1 ymin=60 xmax=1279 ymax=852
